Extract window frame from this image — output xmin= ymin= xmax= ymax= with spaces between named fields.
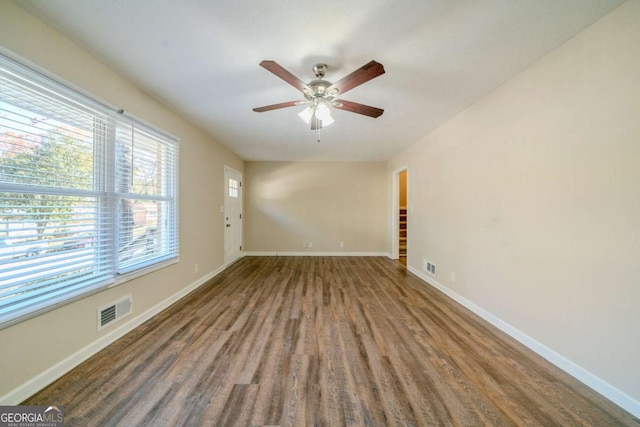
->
xmin=0 ymin=51 xmax=179 ymax=329
xmin=228 ymin=178 xmax=239 ymax=198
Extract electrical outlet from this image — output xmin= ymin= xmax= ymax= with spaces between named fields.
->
xmin=302 ymin=242 xmax=306 ymax=248
xmin=194 ymin=264 xmax=199 ymax=273
xmin=308 ymin=242 xmax=313 ymax=248
xmin=451 ymin=272 xmax=456 ymax=282
xmin=339 ymin=241 xmax=344 ymax=248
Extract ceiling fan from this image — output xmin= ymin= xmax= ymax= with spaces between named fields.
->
xmin=253 ymin=60 xmax=385 ymax=130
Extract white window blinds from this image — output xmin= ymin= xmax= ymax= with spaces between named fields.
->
xmin=0 ymin=54 xmax=179 ymax=327
xmin=115 ymin=121 xmax=178 ymax=273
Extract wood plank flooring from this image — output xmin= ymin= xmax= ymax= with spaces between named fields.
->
xmin=24 ymin=256 xmax=639 ymax=426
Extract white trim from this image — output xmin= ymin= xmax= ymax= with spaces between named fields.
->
xmin=224 ymin=166 xmax=243 ymax=266
xmin=224 ymin=253 xmax=244 ymax=269
xmin=407 ymin=265 xmax=640 ymax=419
xmin=390 ymin=166 xmax=408 ymax=260
xmin=112 ymin=257 xmax=179 ymax=287
xmin=244 ymin=251 xmax=390 ymax=257
xmin=0 ymin=264 xmax=226 ymax=405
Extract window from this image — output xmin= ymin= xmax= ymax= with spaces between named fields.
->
xmin=115 ymin=121 xmax=178 ymax=273
xmin=228 ymin=178 xmax=239 ymax=198
xmin=0 ymin=54 xmax=179 ymax=327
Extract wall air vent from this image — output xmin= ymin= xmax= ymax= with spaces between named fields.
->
xmin=428 ymin=262 xmax=436 ymax=276
xmin=98 ymin=295 xmax=132 ymax=331
xmin=423 ymin=259 xmax=437 ymax=277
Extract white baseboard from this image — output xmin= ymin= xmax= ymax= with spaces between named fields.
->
xmin=0 ymin=264 xmax=226 ymax=405
xmin=244 ymin=251 xmax=390 ymax=257
xmin=407 ymin=265 xmax=640 ymax=419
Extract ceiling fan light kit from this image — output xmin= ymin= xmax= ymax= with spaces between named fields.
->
xmin=297 ymin=97 xmax=334 ymax=128
xmin=253 ymin=60 xmax=385 ymax=133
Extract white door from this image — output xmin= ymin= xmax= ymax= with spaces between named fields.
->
xmin=224 ymin=167 xmax=243 ymax=265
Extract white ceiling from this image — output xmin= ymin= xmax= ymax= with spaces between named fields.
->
xmin=17 ymin=0 xmax=624 ymax=162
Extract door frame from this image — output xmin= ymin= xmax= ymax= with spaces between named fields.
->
xmin=224 ymin=166 xmax=243 ymax=266
xmin=391 ymin=166 xmax=408 ymax=259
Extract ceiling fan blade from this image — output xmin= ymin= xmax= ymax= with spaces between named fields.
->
xmin=333 ymin=100 xmax=384 ymax=118
xmin=253 ymin=100 xmax=304 ymax=112
xmin=259 ymin=60 xmax=310 ymax=93
xmin=328 ymin=60 xmax=385 ymax=95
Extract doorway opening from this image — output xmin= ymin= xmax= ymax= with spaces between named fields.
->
xmin=391 ymin=166 xmax=408 ymax=266
xmin=398 ymin=170 xmax=407 ymax=265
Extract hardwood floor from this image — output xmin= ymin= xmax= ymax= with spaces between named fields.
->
xmin=24 ymin=256 xmax=638 ymax=426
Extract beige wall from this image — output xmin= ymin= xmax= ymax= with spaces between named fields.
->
xmin=389 ymin=1 xmax=640 ymax=403
xmin=245 ymin=162 xmax=388 ymax=254
xmin=0 ymin=2 xmax=243 ymax=400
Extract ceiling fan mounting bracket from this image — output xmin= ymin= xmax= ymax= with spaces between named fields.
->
xmin=313 ymin=63 xmax=327 ymax=78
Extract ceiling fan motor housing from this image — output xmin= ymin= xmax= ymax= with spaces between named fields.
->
xmin=304 ymin=64 xmax=338 ymax=102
